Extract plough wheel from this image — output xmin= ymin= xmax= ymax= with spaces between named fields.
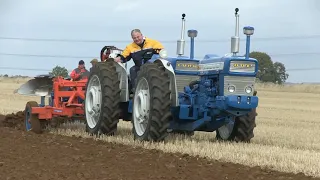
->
xmin=24 ymin=101 xmax=42 ymax=134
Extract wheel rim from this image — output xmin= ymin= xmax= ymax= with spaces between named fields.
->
xmin=218 ymin=117 xmax=235 ymax=140
xmin=85 ymin=74 xmax=102 ymax=129
xmin=133 ymin=77 xmax=150 ymax=136
xmin=25 ymin=108 xmax=32 ymax=131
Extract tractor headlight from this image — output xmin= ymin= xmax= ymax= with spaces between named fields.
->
xmin=228 ymin=85 xmax=236 ymax=93
xmin=245 ymin=86 xmax=252 ymax=94
xmin=159 ymin=49 xmax=168 ymax=59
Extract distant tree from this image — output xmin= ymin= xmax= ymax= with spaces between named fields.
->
xmin=249 ymin=51 xmax=289 ymax=84
xmin=49 ymin=65 xmax=69 ymax=78
xmin=273 ymin=62 xmax=289 ymax=84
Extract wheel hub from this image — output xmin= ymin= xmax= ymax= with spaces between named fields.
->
xmin=218 ymin=116 xmax=235 ymax=140
xmin=85 ymin=75 xmax=102 ymax=129
xmin=133 ymin=78 xmax=150 ymax=136
xmin=134 ymin=90 xmax=149 ymax=124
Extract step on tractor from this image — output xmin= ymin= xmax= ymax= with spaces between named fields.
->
xmin=85 ymin=8 xmax=259 ymax=143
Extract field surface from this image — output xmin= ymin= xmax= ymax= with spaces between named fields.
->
xmin=1 ymin=77 xmax=320 ymax=180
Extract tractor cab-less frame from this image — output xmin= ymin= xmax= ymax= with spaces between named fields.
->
xmin=85 ymin=8 xmax=259 ymax=143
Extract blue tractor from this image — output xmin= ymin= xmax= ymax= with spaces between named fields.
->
xmin=84 ymin=8 xmax=259 ymax=143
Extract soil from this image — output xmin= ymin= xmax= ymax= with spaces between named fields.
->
xmin=0 ymin=111 xmax=25 ymax=130
xmin=0 ymin=113 xmax=319 ymax=180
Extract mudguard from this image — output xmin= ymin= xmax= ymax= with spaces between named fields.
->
xmin=115 ymin=62 xmax=129 ymax=102
xmin=154 ymin=59 xmax=178 ymax=106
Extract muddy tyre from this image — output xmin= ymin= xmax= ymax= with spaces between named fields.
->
xmin=84 ymin=60 xmax=121 ymax=136
xmin=24 ymin=101 xmax=47 ymax=134
xmin=216 ymin=91 xmax=258 ymax=143
xmin=132 ymin=62 xmax=171 ymax=142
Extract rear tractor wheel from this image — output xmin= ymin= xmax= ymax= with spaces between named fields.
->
xmin=132 ymin=63 xmax=171 ymax=142
xmin=84 ymin=60 xmax=121 ymax=136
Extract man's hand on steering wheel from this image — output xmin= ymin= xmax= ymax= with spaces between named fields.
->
xmin=114 ymin=56 xmax=122 ymax=62
xmin=152 ymin=48 xmax=163 ymax=54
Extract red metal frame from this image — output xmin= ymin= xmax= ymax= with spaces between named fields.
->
xmin=32 ymin=76 xmax=87 ymax=120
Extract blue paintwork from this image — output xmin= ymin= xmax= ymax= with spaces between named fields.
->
xmin=243 ymin=26 xmax=254 ymax=59
xmin=243 ymin=26 xmax=254 ymax=32
xmin=40 ymin=96 xmax=46 ymax=107
xmin=126 ymin=27 xmax=258 ymax=132
xmin=25 ymin=106 xmax=32 ymax=131
xmin=187 ymin=29 xmax=198 ymax=59
xmin=190 ymin=37 xmax=195 ymax=59
xmin=245 ymin=35 xmax=251 ymax=59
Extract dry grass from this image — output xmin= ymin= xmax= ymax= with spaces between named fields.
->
xmin=0 ymin=77 xmax=38 ymax=114
xmin=1 ymin=77 xmax=320 ymax=177
xmin=255 ymin=82 xmax=320 ymax=94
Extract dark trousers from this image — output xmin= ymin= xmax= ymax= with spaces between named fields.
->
xmin=129 ymin=65 xmax=139 ymax=91
xmin=129 ymin=61 xmax=151 ymax=91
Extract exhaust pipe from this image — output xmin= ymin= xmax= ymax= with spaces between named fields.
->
xmin=177 ymin=13 xmax=186 ymax=56
xmin=231 ymin=8 xmax=240 ymax=56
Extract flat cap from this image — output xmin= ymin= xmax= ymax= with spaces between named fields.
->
xmin=90 ymin=59 xmax=98 ymax=63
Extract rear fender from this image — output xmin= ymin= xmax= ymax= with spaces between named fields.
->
xmin=115 ymin=62 xmax=129 ymax=102
xmin=154 ymin=59 xmax=178 ymax=106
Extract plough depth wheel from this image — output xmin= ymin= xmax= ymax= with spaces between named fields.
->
xmin=24 ymin=101 xmax=43 ymax=134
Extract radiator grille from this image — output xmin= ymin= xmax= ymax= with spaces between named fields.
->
xmin=223 ymin=76 xmax=256 ymax=96
xmin=175 ymin=75 xmax=200 ymax=92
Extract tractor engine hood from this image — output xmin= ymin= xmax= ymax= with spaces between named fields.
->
xmin=198 ymin=55 xmax=258 ymax=75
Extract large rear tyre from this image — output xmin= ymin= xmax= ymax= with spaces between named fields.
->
xmin=216 ymin=90 xmax=258 ymax=143
xmin=84 ymin=60 xmax=121 ymax=136
xmin=132 ymin=62 xmax=171 ymax=142
xmin=24 ymin=101 xmax=46 ymax=134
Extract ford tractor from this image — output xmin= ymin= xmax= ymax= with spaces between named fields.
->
xmin=85 ymin=8 xmax=259 ymax=143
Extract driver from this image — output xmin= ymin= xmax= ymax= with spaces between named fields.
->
xmin=114 ymin=29 xmax=164 ymax=90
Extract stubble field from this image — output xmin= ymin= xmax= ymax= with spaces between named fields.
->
xmin=0 ymin=77 xmax=320 ymax=180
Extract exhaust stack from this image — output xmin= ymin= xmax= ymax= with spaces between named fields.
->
xmin=231 ymin=8 xmax=240 ymax=56
xmin=177 ymin=13 xmax=186 ymax=56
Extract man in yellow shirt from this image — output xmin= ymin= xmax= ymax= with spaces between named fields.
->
xmin=114 ymin=29 xmax=164 ymax=90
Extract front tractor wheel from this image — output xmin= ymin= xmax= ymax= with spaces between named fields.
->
xmin=84 ymin=60 xmax=121 ymax=136
xmin=216 ymin=91 xmax=258 ymax=143
xmin=132 ymin=63 xmax=171 ymax=142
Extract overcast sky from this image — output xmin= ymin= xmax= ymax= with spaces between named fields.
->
xmin=0 ymin=0 xmax=319 ymax=83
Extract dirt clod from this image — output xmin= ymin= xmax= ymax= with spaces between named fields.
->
xmin=0 ymin=111 xmax=25 ymax=130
